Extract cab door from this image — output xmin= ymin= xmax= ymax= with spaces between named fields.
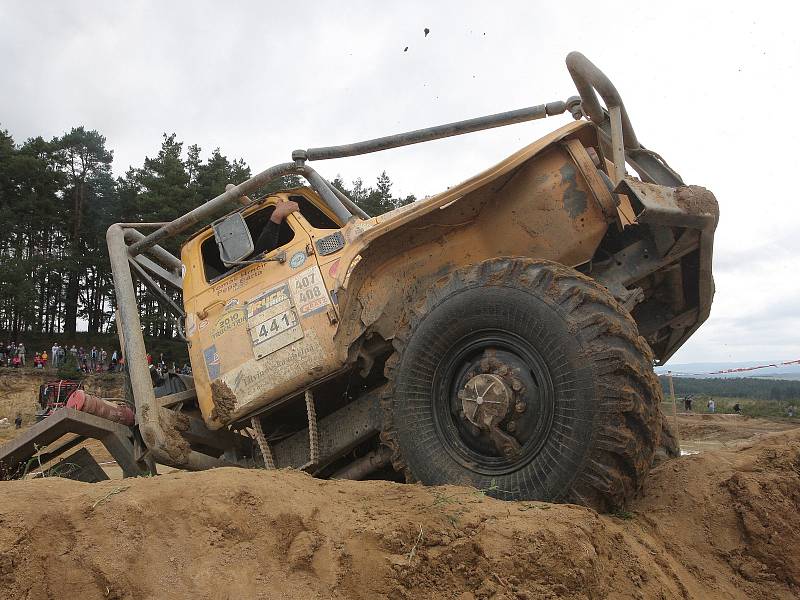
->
xmin=184 ymin=205 xmax=315 ymax=427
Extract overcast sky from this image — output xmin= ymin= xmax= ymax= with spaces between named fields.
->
xmin=2 ymin=1 xmax=798 ymax=365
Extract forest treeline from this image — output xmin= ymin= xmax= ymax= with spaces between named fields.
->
xmin=660 ymin=376 xmax=800 ymax=402
xmin=0 ymin=126 xmax=415 ymax=339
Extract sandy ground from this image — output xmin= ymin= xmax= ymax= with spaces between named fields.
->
xmin=0 ymin=428 xmax=798 ymax=599
xmin=674 ymin=413 xmax=800 ymax=455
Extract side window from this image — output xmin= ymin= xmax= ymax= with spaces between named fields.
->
xmin=290 ymin=195 xmax=340 ymax=230
xmin=201 ymin=205 xmax=296 ymax=283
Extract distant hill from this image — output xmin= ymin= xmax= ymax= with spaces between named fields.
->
xmin=655 ymin=361 xmax=800 ymax=380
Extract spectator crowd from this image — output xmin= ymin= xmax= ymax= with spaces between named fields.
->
xmin=0 ymin=341 xmax=124 ymax=373
xmin=0 ymin=340 xmax=191 ymax=377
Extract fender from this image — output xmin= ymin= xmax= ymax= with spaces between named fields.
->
xmin=333 ymin=120 xmax=617 ymax=358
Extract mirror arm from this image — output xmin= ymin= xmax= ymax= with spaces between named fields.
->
xmin=224 ymin=250 xmax=287 ymax=267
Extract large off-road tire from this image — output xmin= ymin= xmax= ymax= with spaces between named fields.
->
xmin=382 ymin=258 xmax=668 ymax=512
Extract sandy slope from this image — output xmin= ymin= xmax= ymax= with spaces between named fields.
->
xmin=0 ymin=427 xmax=798 ymax=600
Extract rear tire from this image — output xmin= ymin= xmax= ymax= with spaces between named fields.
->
xmin=382 ymin=258 xmax=666 ymax=512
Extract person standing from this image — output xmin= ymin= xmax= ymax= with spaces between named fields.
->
xmin=51 ymin=343 xmax=59 ymax=367
xmin=14 ymin=414 xmax=22 ymax=429
xmin=708 ymin=398 xmax=716 ymax=414
xmin=17 ymin=342 xmax=25 ymax=367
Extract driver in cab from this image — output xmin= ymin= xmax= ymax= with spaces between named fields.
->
xmin=229 ymin=185 xmax=299 ymax=257
xmin=255 ymin=199 xmax=299 ymax=255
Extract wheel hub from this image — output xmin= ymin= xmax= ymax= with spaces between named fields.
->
xmin=434 ymin=335 xmax=555 ymax=475
xmin=459 ymin=373 xmax=511 ymax=428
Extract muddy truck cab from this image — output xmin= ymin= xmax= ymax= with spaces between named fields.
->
xmin=105 ymin=52 xmax=718 ymax=510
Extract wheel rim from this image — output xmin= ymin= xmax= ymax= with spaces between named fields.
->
xmin=431 ymin=329 xmax=556 ymax=476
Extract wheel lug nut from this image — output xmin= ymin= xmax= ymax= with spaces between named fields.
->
xmin=515 ymin=401 xmax=526 ymax=413
xmin=506 ymin=421 xmax=516 ymax=432
xmin=511 ymin=380 xmax=522 ymax=392
xmin=497 ymin=365 xmax=509 ymax=375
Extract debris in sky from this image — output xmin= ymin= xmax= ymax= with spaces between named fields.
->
xmin=424 ymin=27 xmax=430 ymax=37
xmin=404 ymin=46 xmax=408 ymax=52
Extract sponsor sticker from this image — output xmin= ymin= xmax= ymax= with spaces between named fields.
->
xmin=289 ymin=266 xmax=332 ymax=318
xmin=204 ymin=345 xmax=220 ymax=379
xmin=211 ymin=308 xmax=247 ymax=339
xmin=247 ymin=284 xmax=291 ymax=320
xmin=328 ymin=258 xmax=340 ymax=278
xmin=289 ymin=251 xmax=307 ymax=269
xmin=185 ymin=313 xmax=197 ymax=337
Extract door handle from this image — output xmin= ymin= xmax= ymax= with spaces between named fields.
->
xmin=198 ymin=299 xmax=225 ymax=320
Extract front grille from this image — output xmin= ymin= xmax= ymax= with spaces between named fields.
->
xmin=315 ymin=231 xmax=345 ymax=256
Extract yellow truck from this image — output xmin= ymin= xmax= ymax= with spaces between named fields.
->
xmin=2 ymin=52 xmax=718 ymax=511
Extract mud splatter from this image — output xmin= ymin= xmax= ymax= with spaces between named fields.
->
xmin=210 ymin=379 xmax=237 ymax=422
xmin=559 ymin=163 xmax=588 ymax=218
xmin=675 ymin=185 xmax=719 ymax=218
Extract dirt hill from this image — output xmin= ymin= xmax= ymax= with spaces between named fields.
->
xmin=0 ymin=426 xmax=798 ymax=600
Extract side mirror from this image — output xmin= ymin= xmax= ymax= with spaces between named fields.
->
xmin=212 ymin=213 xmax=254 ymax=267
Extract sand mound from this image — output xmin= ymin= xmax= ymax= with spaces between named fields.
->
xmin=0 ymin=429 xmax=798 ymax=599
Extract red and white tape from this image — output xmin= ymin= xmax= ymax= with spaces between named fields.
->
xmin=665 ymin=358 xmax=800 ymax=377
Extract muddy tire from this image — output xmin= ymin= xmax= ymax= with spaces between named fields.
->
xmin=656 ymin=411 xmax=680 ymax=462
xmin=382 ymin=258 xmax=666 ymax=512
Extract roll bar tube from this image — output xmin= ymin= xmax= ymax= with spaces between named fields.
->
xmin=298 ymin=101 xmax=571 ymax=161
xmin=565 ymin=51 xmax=639 ymax=150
